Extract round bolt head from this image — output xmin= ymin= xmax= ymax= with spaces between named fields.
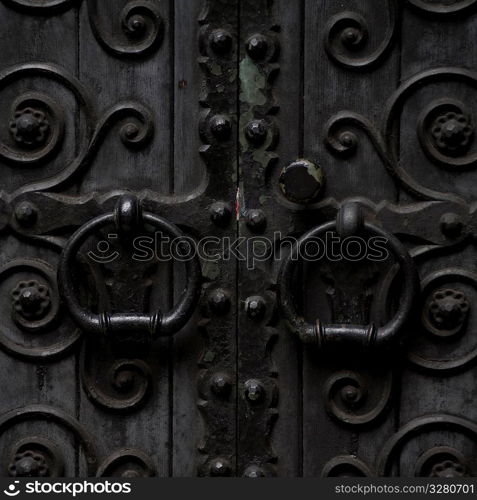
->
xmin=14 ymin=202 xmax=38 ymax=227
xmin=114 ymin=370 xmax=135 ymax=392
xmin=208 ymin=288 xmax=231 ymax=315
xmin=340 ymin=385 xmax=360 ymax=406
xmin=210 ymin=114 xmax=232 ymax=140
xmin=244 ymin=379 xmax=265 ymax=403
xmin=209 ymin=202 xmax=232 ymax=227
xmin=209 ymin=458 xmax=232 ymax=477
xmin=121 ymin=469 xmax=141 ymax=478
xmin=246 ymin=34 xmax=269 ymax=60
xmin=245 ymin=209 xmax=266 ymax=232
xmin=340 ymin=27 xmax=365 ymax=50
xmin=211 ymin=372 xmax=233 ymax=397
xmin=245 ymin=119 xmax=268 ymax=146
xmin=209 ymin=29 xmax=233 ymax=54
xmin=440 ymin=212 xmax=463 ymax=238
xmin=243 ymin=465 xmax=267 ymax=478
xmin=126 ymin=15 xmax=147 ymax=37
xmin=279 ymin=159 xmax=325 ymax=204
xmin=245 ymin=295 xmax=266 ymax=320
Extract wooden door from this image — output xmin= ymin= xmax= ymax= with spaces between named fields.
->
xmin=0 ymin=0 xmax=476 ymax=478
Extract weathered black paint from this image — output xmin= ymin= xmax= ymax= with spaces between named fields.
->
xmin=0 ymin=0 xmax=475 ymax=478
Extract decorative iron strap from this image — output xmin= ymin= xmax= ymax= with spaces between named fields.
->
xmin=237 ymin=0 xmax=280 ymax=478
xmin=196 ymin=0 xmax=239 ymax=477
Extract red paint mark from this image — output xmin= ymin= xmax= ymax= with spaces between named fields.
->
xmin=235 ymin=187 xmax=240 ymax=221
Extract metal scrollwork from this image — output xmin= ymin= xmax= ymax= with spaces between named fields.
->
xmin=0 ymin=63 xmax=153 ymax=195
xmin=377 ymin=414 xmax=477 ymax=476
xmin=8 ymin=437 xmax=64 ymax=477
xmin=324 ymin=1 xmax=399 ymax=70
xmin=0 ymin=405 xmax=98 ymax=476
xmin=418 ymin=98 xmax=476 ymax=169
xmin=4 ymin=91 xmax=64 ymax=166
xmin=86 ymin=0 xmax=164 ymax=57
xmin=325 ymin=0 xmax=477 ymax=71
xmin=1 ymin=0 xmax=164 ymax=58
xmin=325 ymin=67 xmax=477 ymax=202
xmin=407 ymin=0 xmax=477 ymax=15
xmin=324 ymin=369 xmax=392 ymax=426
xmin=0 ymin=259 xmax=81 ymax=361
xmin=81 ymin=347 xmax=152 ymax=412
xmin=321 ymin=456 xmax=374 ymax=477
xmin=414 ymin=446 xmax=469 ymax=477
xmin=408 ymin=267 xmax=477 ymax=372
xmin=1 ymin=0 xmax=77 ymax=13
xmin=96 ymin=449 xmax=155 ymax=477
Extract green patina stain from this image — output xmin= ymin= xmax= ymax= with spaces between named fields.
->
xmin=304 ymin=160 xmax=324 ymax=184
xmin=259 ymin=194 xmax=271 ymax=206
xmin=203 ymin=351 xmax=215 ymax=363
xmin=228 ymin=68 xmax=238 ymax=83
xmin=239 ymin=56 xmax=267 ymax=106
xmin=210 ymin=62 xmax=223 ymax=76
xmin=202 ymin=261 xmax=220 ymax=281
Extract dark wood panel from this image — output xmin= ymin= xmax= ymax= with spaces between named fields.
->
xmin=0 ymin=3 xmax=79 ymax=476
xmin=269 ymin=0 xmax=302 ymax=478
xmin=76 ymin=0 xmax=172 ymax=476
xmin=398 ymin=5 xmax=477 ymax=477
xmin=77 ymin=0 xmax=173 ymax=194
xmin=302 ymin=0 xmax=401 ymax=477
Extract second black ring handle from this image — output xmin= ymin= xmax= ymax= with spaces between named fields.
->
xmin=277 ymin=203 xmax=419 ymax=351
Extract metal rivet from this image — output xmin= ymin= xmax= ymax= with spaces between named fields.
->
xmin=123 ymin=123 xmax=139 ymax=139
xmin=440 ymin=213 xmax=463 ymax=238
xmin=9 ymin=451 xmax=49 ymax=478
xmin=209 ymin=458 xmax=232 ymax=477
xmin=211 ymin=372 xmax=233 ymax=397
xmin=244 ymin=379 xmax=265 ymax=404
xmin=245 ymin=209 xmax=266 ymax=232
xmin=245 ymin=296 xmax=266 ymax=320
xmin=209 ymin=202 xmax=232 ymax=227
xmin=209 ymin=29 xmax=233 ymax=55
xmin=124 ymin=14 xmax=147 ymax=38
xmin=11 ymin=280 xmax=50 ymax=320
xmin=340 ymin=132 xmax=357 ymax=148
xmin=340 ymin=385 xmax=361 ymax=407
xmin=121 ymin=469 xmax=141 ymax=478
xmin=10 ymin=107 xmax=49 ymax=148
xmin=210 ymin=115 xmax=232 ymax=140
xmin=432 ymin=112 xmax=473 ymax=155
xmin=246 ymin=34 xmax=268 ymax=60
xmin=243 ymin=465 xmax=267 ymax=478
xmin=427 ymin=288 xmax=470 ymax=334
xmin=114 ymin=370 xmax=135 ymax=393
xmin=14 ymin=202 xmax=38 ymax=227
xmin=340 ymin=27 xmax=365 ymax=49
xmin=279 ymin=159 xmax=325 ymax=205
xmin=431 ymin=460 xmax=467 ymax=478
xmin=245 ymin=119 xmax=268 ymax=146
xmin=208 ymin=288 xmax=231 ymax=315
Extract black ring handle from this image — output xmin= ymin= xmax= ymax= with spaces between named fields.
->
xmin=58 ymin=195 xmax=201 ymax=340
xmin=277 ymin=205 xmax=419 ymax=350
